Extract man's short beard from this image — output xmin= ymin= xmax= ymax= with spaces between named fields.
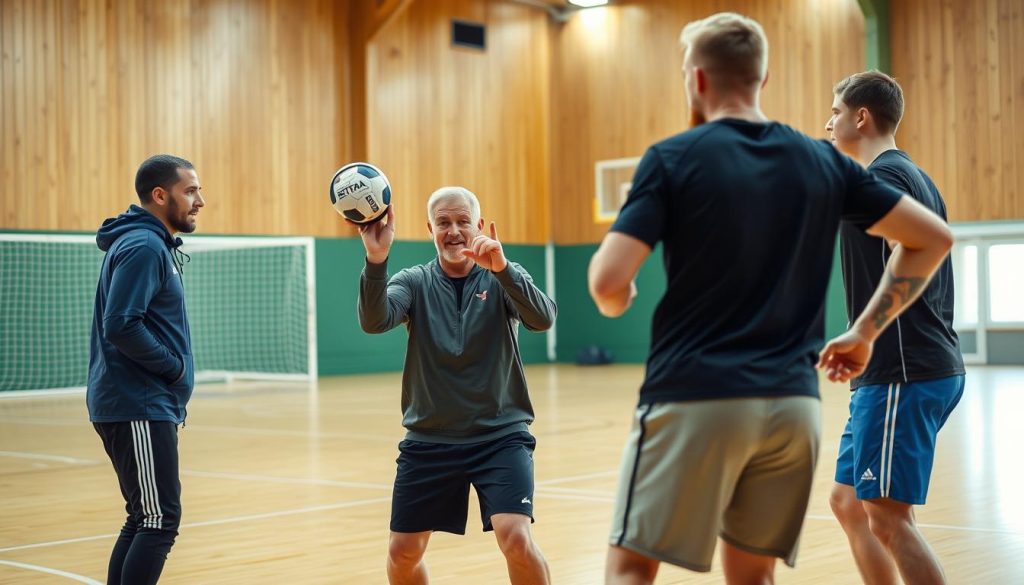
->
xmin=690 ymin=108 xmax=707 ymax=128
xmin=167 ymin=197 xmax=196 ymax=234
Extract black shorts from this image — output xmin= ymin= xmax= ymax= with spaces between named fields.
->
xmin=390 ymin=431 xmax=536 ymax=534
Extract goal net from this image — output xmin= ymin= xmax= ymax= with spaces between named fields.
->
xmin=0 ymin=234 xmax=317 ymax=393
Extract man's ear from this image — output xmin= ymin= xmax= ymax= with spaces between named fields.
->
xmin=856 ymin=107 xmax=871 ymax=131
xmin=695 ymin=67 xmax=708 ymax=94
xmin=426 ymin=220 xmax=433 ymax=237
xmin=151 ymin=187 xmax=168 ymax=206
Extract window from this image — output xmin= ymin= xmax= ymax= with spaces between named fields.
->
xmin=949 ymin=224 xmax=1024 ymax=364
xmin=953 ymin=244 xmax=979 ymax=326
xmin=988 ymin=244 xmax=1024 ymax=323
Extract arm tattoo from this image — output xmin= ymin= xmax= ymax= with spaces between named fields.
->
xmin=872 ymin=294 xmax=895 ymax=329
xmin=890 ymin=275 xmax=926 ymax=303
xmin=870 ymin=268 xmax=927 ymax=330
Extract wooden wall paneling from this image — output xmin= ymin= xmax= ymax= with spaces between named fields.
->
xmin=997 ymin=0 xmax=1019 ymax=216
xmin=961 ymin=0 xmax=988 ymax=219
xmin=7 ymin=0 xmax=1017 ymax=235
xmin=0 ymin=0 xmax=10 ymax=227
xmin=549 ymin=0 xmax=866 ymax=244
xmin=1 ymin=0 xmax=350 ymax=236
xmin=1015 ymin=0 xmax=1024 ymax=216
xmin=892 ymin=0 xmax=1024 ymax=222
xmin=366 ymin=0 xmax=551 ymax=244
xmin=1004 ymin=0 xmax=1023 ymax=220
xmin=4 ymin=0 xmax=28 ymax=228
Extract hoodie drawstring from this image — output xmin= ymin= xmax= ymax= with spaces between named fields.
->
xmin=172 ymin=237 xmax=191 ymax=275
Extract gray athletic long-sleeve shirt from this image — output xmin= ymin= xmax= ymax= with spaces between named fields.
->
xmin=359 ymin=257 xmax=557 ymax=443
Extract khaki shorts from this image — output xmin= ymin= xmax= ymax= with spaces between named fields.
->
xmin=609 ymin=396 xmax=821 ymax=571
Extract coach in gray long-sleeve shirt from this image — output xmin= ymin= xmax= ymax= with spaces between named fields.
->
xmin=355 ymin=185 xmax=556 ymax=585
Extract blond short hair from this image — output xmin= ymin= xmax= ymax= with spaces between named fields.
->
xmin=679 ymin=12 xmax=768 ymax=89
xmin=426 ymin=186 xmax=481 ymax=222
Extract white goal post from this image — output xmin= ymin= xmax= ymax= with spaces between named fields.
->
xmin=0 ymin=233 xmax=317 ymax=394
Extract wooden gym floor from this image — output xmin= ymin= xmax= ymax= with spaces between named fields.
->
xmin=1 ymin=364 xmax=1023 ymax=584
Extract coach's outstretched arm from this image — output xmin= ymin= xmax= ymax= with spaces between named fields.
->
xmin=356 ymin=206 xmax=413 ymax=333
xmin=588 ymin=232 xmax=650 ymax=317
xmin=818 ymin=196 xmax=954 ymax=382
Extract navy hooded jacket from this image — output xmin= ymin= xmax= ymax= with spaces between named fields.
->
xmin=87 ymin=205 xmax=194 ymax=424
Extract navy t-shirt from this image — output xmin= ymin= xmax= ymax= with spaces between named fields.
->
xmin=840 ymin=149 xmax=964 ymax=389
xmin=611 ymin=119 xmax=904 ymax=404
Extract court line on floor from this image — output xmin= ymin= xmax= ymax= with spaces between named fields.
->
xmin=0 ymin=496 xmax=393 ymax=554
xmin=0 ymin=534 xmax=118 ymax=554
xmin=5 ymin=452 xmax=1020 ymax=541
xmin=187 ymin=424 xmax=399 ymax=442
xmin=535 ymin=485 xmax=616 ymax=497
xmin=536 ymin=492 xmax=619 ymax=503
xmin=0 ymin=449 xmax=611 ymax=494
xmin=180 ymin=496 xmax=393 ymax=529
xmin=0 ymin=559 xmax=102 ymax=584
xmin=804 ymin=514 xmax=1024 ymax=536
xmin=536 ymin=470 xmax=618 ymax=486
xmin=181 ymin=469 xmax=392 ymax=490
xmin=0 ymin=451 xmax=100 ymax=465
xmin=0 ymin=417 xmax=402 ymax=442
xmin=0 ymin=417 xmax=81 ymax=427
xmin=534 ymin=491 xmax=1024 ymax=537
xmin=185 ymin=469 xmax=618 ymax=497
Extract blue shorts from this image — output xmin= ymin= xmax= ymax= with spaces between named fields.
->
xmin=835 ymin=375 xmax=964 ymax=505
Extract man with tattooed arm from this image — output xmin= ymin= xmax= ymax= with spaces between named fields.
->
xmin=825 ymin=70 xmax=965 ymax=585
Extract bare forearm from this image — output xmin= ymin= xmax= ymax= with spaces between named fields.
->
xmin=590 ymin=281 xmax=635 ymax=318
xmin=594 ymin=290 xmax=631 ymax=317
xmin=587 ymin=232 xmax=649 ymax=318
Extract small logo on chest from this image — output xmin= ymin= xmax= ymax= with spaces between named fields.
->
xmin=475 ymin=290 xmax=488 ymax=301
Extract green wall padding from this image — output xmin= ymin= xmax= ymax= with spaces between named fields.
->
xmin=553 ymin=244 xmax=665 ymax=364
xmin=552 ymin=242 xmax=848 ymax=365
xmin=825 ymin=242 xmax=849 ymax=339
xmin=857 ymin=0 xmax=892 ymax=72
xmin=314 ymin=239 xmax=550 ymax=376
xmin=0 ymin=231 xmax=848 ymax=390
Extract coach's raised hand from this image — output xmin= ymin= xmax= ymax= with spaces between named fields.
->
xmin=354 ymin=204 xmax=395 ymax=264
xmin=462 ymin=221 xmax=507 ymax=272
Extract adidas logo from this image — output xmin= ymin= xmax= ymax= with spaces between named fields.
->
xmin=861 ymin=468 xmax=877 ymax=481
xmin=521 ymin=496 xmax=532 ymax=505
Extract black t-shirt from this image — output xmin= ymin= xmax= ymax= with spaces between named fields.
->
xmin=611 ymin=119 xmax=904 ymax=404
xmin=447 ymin=274 xmax=468 ymax=307
xmin=840 ymin=149 xmax=964 ymax=388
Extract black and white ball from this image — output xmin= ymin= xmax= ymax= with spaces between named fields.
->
xmin=329 ymin=162 xmax=392 ymax=224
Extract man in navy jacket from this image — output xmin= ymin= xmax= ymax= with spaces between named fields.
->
xmin=88 ymin=154 xmax=204 ymax=585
